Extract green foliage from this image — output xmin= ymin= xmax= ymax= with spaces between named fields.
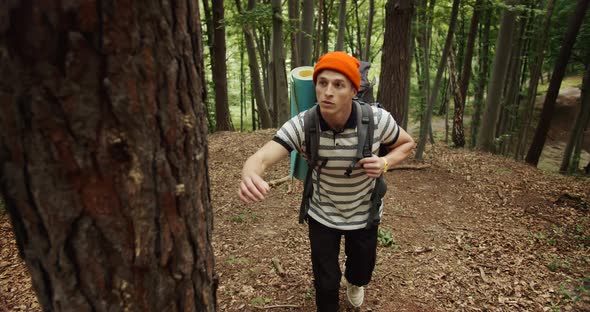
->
xmin=250 ymin=297 xmax=272 ymax=306
xmin=378 ymin=228 xmax=399 ymax=249
xmin=225 ymin=4 xmax=273 ymax=29
xmin=230 ymin=210 xmax=258 ymax=223
xmin=545 ymin=255 xmax=572 ymax=272
xmin=558 ymin=276 xmax=590 ymax=302
xmin=226 ymin=255 xmax=248 ymax=266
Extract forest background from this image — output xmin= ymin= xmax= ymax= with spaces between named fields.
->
xmin=202 ymin=0 xmax=590 ymax=174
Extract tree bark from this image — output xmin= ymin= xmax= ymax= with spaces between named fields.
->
xmin=363 ymin=0 xmax=376 ymax=61
xmin=236 ymin=0 xmax=273 ymax=128
xmin=270 ymin=0 xmax=290 ymax=126
xmin=416 ymin=0 xmax=460 ymax=160
xmin=0 ymin=1 xmax=217 ymax=311
xmin=288 ymin=0 xmax=300 ymax=69
xmin=314 ymin=0 xmax=324 ymax=62
xmin=471 ymin=2 xmax=492 ymax=148
xmin=378 ymin=0 xmax=414 ymax=127
xmin=300 ymin=0 xmax=315 ymax=65
xmin=335 ymin=0 xmax=348 ymax=51
xmin=211 ymin=0 xmax=234 ymax=131
xmin=477 ymin=0 xmax=518 ymax=152
xmin=526 ymin=0 xmax=590 ymax=166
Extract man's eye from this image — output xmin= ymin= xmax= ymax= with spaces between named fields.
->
xmin=319 ymin=81 xmax=327 ymax=86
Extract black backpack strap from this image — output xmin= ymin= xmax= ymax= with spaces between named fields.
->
xmin=346 ymin=101 xmax=373 ymax=177
xmin=299 ymin=105 xmax=320 ymax=224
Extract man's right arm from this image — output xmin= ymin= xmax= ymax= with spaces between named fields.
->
xmin=238 ymin=140 xmax=290 ymax=203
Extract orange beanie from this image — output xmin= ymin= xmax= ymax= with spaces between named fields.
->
xmin=313 ymin=52 xmax=361 ymax=90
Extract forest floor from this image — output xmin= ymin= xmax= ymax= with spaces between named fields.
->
xmin=1 ymin=89 xmax=589 ymax=312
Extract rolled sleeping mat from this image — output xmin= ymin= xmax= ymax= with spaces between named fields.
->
xmin=289 ymin=66 xmax=316 ymax=181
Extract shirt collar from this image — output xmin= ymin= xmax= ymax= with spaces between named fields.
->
xmin=318 ymin=102 xmax=357 ymax=132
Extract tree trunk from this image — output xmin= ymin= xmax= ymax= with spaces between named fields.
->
xmin=353 ymin=0 xmax=363 ymax=57
xmin=270 ymin=0 xmax=290 ymax=126
xmin=416 ymin=0 xmax=460 ymax=159
xmin=0 ymin=1 xmax=217 ymax=311
xmin=288 ymin=0 xmax=300 ymax=69
xmin=525 ymin=0 xmax=590 ymax=166
xmin=322 ymin=0 xmax=335 ymax=55
xmin=236 ymin=0 xmax=273 ymax=128
xmin=414 ymin=0 xmax=433 ymax=153
xmin=560 ymin=64 xmax=590 ymax=173
xmin=471 ymin=2 xmax=491 ymax=148
xmin=477 ymin=0 xmax=518 ymax=152
xmin=516 ymin=0 xmax=556 ymax=159
xmin=211 ymin=0 xmax=234 ymax=131
xmin=335 ymin=0 xmax=347 ymax=51
xmin=363 ymin=0 xmax=376 ymax=61
xmin=301 ymin=0 xmax=315 ymax=65
xmin=378 ymin=0 xmax=414 ymax=127
xmin=453 ymin=0 xmax=482 ymax=148
xmin=314 ymin=0 xmax=325 ymax=62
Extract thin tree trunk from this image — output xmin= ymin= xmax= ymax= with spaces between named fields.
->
xmin=288 ymin=0 xmax=300 ymax=69
xmin=322 ymin=0 xmax=334 ymax=55
xmin=270 ymin=0 xmax=290 ymax=126
xmin=471 ymin=2 xmax=491 ymax=148
xmin=526 ymin=0 xmax=590 ymax=166
xmin=335 ymin=0 xmax=347 ymax=51
xmin=453 ymin=0 xmax=482 ymax=148
xmin=517 ymin=0 xmax=556 ymax=159
xmin=415 ymin=0 xmax=459 ymax=160
xmin=314 ymin=0 xmax=324 ymax=62
xmin=211 ymin=0 xmax=234 ymax=131
xmin=353 ymin=0 xmax=363 ymax=57
xmin=477 ymin=0 xmax=519 ymax=152
xmin=301 ymin=0 xmax=314 ymax=65
xmin=561 ymin=64 xmax=590 ymax=173
xmin=236 ymin=0 xmax=273 ymax=128
xmin=363 ymin=0 xmax=376 ymax=61
xmin=0 ymin=1 xmax=217 ymax=311
xmin=378 ymin=0 xmax=414 ymax=127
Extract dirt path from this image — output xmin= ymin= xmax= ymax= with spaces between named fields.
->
xmin=1 ymin=129 xmax=589 ymax=311
xmin=210 ymin=130 xmax=590 ymax=311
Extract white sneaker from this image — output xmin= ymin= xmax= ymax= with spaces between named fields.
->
xmin=345 ymin=278 xmax=364 ymax=308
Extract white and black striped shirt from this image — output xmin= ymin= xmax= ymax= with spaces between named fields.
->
xmin=273 ymin=104 xmax=400 ymax=230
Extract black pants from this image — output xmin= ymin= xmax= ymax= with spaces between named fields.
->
xmin=308 ymin=217 xmax=378 ymax=312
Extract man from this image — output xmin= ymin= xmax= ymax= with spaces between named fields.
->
xmin=238 ymin=52 xmax=415 ymax=311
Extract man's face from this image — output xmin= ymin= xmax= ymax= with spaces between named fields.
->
xmin=315 ymin=70 xmax=358 ymax=115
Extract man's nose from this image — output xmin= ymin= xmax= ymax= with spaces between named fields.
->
xmin=325 ymin=84 xmax=334 ymax=96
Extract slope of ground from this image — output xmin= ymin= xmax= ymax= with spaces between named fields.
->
xmin=1 ymin=129 xmax=589 ymax=311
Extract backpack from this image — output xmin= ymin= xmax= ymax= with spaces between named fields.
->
xmin=298 ymin=98 xmax=387 ymax=229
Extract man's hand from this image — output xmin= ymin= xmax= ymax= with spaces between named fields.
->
xmin=357 ymin=155 xmax=386 ymax=178
xmin=238 ymin=174 xmax=270 ymax=203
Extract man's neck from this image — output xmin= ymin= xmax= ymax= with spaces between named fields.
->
xmin=320 ymin=106 xmax=352 ymax=131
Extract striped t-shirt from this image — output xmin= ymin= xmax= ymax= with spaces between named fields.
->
xmin=273 ymin=103 xmax=400 ymax=230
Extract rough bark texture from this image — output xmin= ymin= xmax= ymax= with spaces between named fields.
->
xmin=335 ymin=0 xmax=347 ymax=51
xmin=476 ymin=1 xmax=518 ymax=152
xmin=525 ymin=0 xmax=590 ymax=166
xmin=300 ymin=0 xmax=314 ymax=66
xmin=211 ymin=0 xmax=234 ymax=131
xmin=288 ymin=0 xmax=300 ymax=69
xmin=0 ymin=1 xmax=217 ymax=311
xmin=270 ymin=0 xmax=290 ymax=126
xmin=378 ymin=0 xmax=414 ymax=126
